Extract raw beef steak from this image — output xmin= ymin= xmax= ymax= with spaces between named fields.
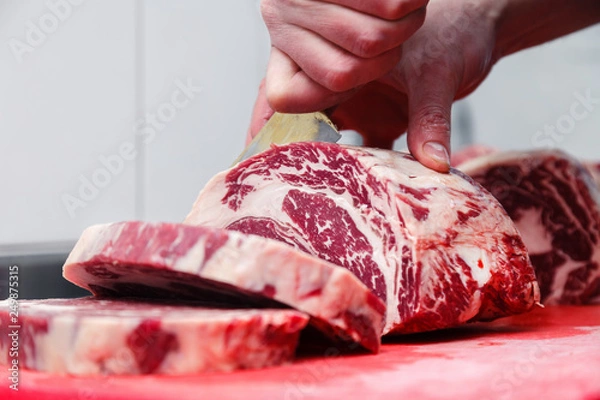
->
xmin=184 ymin=142 xmax=540 ymax=335
xmin=459 ymin=150 xmax=600 ymax=304
xmin=451 ymin=144 xmax=497 ymax=167
xmin=63 ymin=221 xmax=385 ymax=352
xmin=0 ymin=298 xmax=308 ymax=375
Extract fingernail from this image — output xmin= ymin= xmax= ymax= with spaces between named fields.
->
xmin=423 ymin=141 xmax=450 ymax=168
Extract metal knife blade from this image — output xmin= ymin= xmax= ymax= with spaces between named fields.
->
xmin=233 ymin=112 xmax=341 ymax=165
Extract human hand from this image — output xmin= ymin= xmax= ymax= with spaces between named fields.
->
xmin=258 ymin=0 xmax=428 ymax=111
xmin=330 ymin=0 xmax=499 ymax=171
xmin=249 ymin=0 xmax=498 ymax=172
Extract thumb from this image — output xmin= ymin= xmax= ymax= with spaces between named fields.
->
xmin=406 ymin=74 xmax=455 ymax=173
xmin=246 ymin=79 xmax=274 ymax=145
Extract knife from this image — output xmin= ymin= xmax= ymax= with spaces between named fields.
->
xmin=232 ymin=112 xmax=341 ymax=165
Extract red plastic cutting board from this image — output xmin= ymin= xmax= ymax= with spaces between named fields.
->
xmin=3 ymin=306 xmax=600 ymax=400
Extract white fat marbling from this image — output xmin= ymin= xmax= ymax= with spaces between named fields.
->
xmin=515 ymin=209 xmax=554 ymax=254
xmin=0 ymin=299 xmax=308 ymax=375
xmin=186 ymin=144 xmax=536 ymax=333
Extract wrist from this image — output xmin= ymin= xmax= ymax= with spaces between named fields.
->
xmin=492 ymin=0 xmax=600 ymax=61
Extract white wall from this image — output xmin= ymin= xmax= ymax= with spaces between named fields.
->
xmin=465 ymin=24 xmax=600 ymax=159
xmin=1 ymin=1 xmax=599 ymax=250
xmin=0 ymin=0 xmax=269 ymax=251
xmin=394 ymin=25 xmax=600 ymax=156
xmin=142 ymin=0 xmax=269 ymax=223
xmin=0 ymin=0 xmax=137 ymax=247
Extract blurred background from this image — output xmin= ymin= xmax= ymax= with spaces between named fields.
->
xmin=0 ymin=0 xmax=599 ymax=298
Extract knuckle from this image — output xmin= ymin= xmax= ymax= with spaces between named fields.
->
xmin=353 ymin=29 xmax=388 ymax=58
xmin=370 ymin=9 xmax=425 ymax=52
xmin=322 ymin=58 xmax=360 ymax=92
xmin=381 ymin=0 xmax=428 ymax=20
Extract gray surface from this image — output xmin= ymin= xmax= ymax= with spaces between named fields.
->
xmin=1 ymin=254 xmax=89 ymax=300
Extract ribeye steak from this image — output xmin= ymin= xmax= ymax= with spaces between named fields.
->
xmin=459 ymin=150 xmax=600 ymax=304
xmin=184 ymin=142 xmax=540 ymax=334
xmin=63 ymin=221 xmax=385 ymax=352
xmin=0 ymin=298 xmax=308 ymax=375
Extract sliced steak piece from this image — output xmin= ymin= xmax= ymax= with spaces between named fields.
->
xmin=184 ymin=142 xmax=540 ymax=335
xmin=0 ymin=298 xmax=308 ymax=375
xmin=63 ymin=222 xmax=385 ymax=352
xmin=451 ymin=144 xmax=497 ymax=167
xmin=459 ymin=150 xmax=600 ymax=304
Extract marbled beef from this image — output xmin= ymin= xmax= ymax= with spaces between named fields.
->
xmin=184 ymin=142 xmax=540 ymax=334
xmin=460 ymin=150 xmax=600 ymax=304
xmin=63 ymin=221 xmax=385 ymax=352
xmin=0 ymin=298 xmax=308 ymax=375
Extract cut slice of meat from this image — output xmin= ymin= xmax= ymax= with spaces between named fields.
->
xmin=451 ymin=144 xmax=497 ymax=167
xmin=63 ymin=222 xmax=385 ymax=352
xmin=0 ymin=298 xmax=308 ymax=376
xmin=459 ymin=149 xmax=600 ymax=305
xmin=184 ymin=142 xmax=540 ymax=335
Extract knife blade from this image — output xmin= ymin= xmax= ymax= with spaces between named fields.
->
xmin=233 ymin=112 xmax=341 ymax=165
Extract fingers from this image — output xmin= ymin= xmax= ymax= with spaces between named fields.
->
xmin=265 ymin=47 xmax=359 ymax=112
xmin=260 ymin=0 xmax=429 ymax=114
xmin=266 ymin=23 xmax=404 ymax=94
xmin=248 ymin=53 xmax=356 ymax=140
xmin=323 ymin=0 xmax=429 ymax=20
xmin=330 ymin=81 xmax=408 ymax=149
xmin=277 ymin=1 xmax=426 ymax=58
xmin=405 ymin=72 xmax=456 ymax=173
xmin=246 ymin=79 xmax=275 ymax=143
